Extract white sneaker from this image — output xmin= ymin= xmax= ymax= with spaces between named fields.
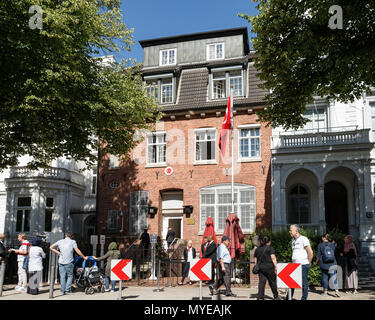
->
xmin=111 ymin=290 xmax=114 ymax=292
xmin=105 ymin=289 xmax=110 ymax=292
xmin=19 ymin=287 xmax=26 ymax=291
xmin=14 ymin=285 xmax=21 ymax=291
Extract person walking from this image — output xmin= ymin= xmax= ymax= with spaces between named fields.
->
xmin=254 ymin=236 xmax=280 ymax=300
xmin=27 ymin=237 xmax=46 ymax=295
xmin=9 ymin=233 xmax=30 ymax=291
xmin=166 ymin=227 xmax=175 ymax=249
xmin=315 ymin=233 xmax=340 ymax=297
xmin=49 ymin=231 xmax=87 ymax=295
xmin=209 ymin=236 xmax=236 ymax=297
xmin=93 ymin=241 xmax=120 ymax=292
xmin=343 ymin=235 xmax=358 ymax=294
xmin=178 ymin=240 xmax=196 ymax=285
xmin=204 ymin=235 xmax=217 ymax=285
xmin=287 ymin=224 xmax=313 ymax=300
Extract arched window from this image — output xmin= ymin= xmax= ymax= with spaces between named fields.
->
xmin=287 ymin=184 xmax=310 ymax=224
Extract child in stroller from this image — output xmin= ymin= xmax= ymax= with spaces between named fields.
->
xmin=73 ymin=256 xmax=105 ymax=295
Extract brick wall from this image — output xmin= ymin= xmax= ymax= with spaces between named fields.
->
xmin=97 ymin=109 xmax=272 ymax=251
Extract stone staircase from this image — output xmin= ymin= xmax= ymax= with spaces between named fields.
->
xmin=357 ymin=256 xmax=375 ymax=291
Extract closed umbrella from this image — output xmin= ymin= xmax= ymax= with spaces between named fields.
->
xmin=222 ymin=213 xmax=245 ymax=259
xmin=200 ymin=216 xmax=217 ymax=257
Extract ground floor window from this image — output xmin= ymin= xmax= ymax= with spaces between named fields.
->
xmin=200 ymin=184 xmax=255 ymax=233
xmin=129 ymin=191 xmax=149 ymax=235
xmin=287 ymin=184 xmax=310 ymax=224
xmin=16 ymin=197 xmax=31 ymax=232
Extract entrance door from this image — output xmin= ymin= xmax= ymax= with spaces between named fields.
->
xmin=168 ymin=218 xmax=181 ymax=239
xmin=324 ymin=181 xmax=349 ymax=233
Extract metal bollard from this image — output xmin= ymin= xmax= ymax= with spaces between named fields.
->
xmin=0 ymin=261 xmax=6 ymax=297
xmin=49 ymin=253 xmax=56 ymax=299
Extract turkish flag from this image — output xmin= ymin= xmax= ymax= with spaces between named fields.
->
xmin=218 ymin=95 xmax=231 ymax=157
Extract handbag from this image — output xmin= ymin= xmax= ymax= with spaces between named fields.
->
xmin=252 ymin=246 xmax=269 ymax=275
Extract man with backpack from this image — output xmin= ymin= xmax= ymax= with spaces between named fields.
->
xmin=315 ymin=233 xmax=340 ymax=297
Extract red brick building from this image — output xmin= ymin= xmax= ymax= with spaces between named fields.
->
xmin=97 ymin=28 xmax=271 ymax=251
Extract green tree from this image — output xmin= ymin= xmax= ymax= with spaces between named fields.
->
xmin=0 ymin=0 xmax=161 ymax=169
xmin=240 ymin=1 xmax=375 ymax=129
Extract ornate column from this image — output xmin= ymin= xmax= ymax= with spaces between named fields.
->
xmin=318 ymin=184 xmax=326 ymax=234
xmin=272 ymin=163 xmax=283 ymax=231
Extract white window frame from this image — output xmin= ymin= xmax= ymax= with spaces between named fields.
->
xmin=161 ymin=79 xmax=173 ymax=104
xmin=107 ymin=210 xmax=118 ymax=231
xmin=129 ymin=191 xmax=149 ymax=235
xmin=159 ymin=48 xmax=177 ymax=66
xmin=194 ymin=128 xmax=217 ymax=165
xmin=91 ymin=166 xmax=97 ymax=195
xmin=369 ymin=99 xmax=375 ymax=141
xmin=144 ymin=74 xmax=174 ymax=105
xmin=45 ymin=197 xmax=54 ymax=232
xmin=302 ymin=106 xmax=328 ymax=132
xmin=238 ymin=124 xmax=262 ymax=162
xmin=199 ymin=184 xmax=256 ymax=233
xmin=207 ymin=43 xmax=225 ymax=61
xmin=109 ymin=154 xmax=120 ymax=169
xmin=211 ymin=66 xmax=244 ymax=100
xmin=146 ymin=131 xmax=167 ymax=167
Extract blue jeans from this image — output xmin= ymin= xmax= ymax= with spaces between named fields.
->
xmin=104 ymin=275 xmax=116 ymax=291
xmin=59 ymin=263 xmax=74 ymax=293
xmin=322 ymin=269 xmax=338 ymax=291
xmin=290 ymin=264 xmax=310 ymax=300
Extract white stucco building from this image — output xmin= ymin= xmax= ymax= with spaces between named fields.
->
xmin=0 ymin=155 xmax=97 ymax=245
xmin=271 ymin=92 xmax=375 ymax=256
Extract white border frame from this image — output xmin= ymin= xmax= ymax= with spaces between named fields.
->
xmin=194 ymin=128 xmax=217 ymax=165
xmin=237 ymin=124 xmax=262 ymax=162
xmin=206 ymin=42 xmax=225 ymax=61
xmin=145 ymin=131 xmax=167 ymax=167
xmin=159 ymin=48 xmax=177 ymax=66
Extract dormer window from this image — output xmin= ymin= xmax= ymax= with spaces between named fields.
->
xmin=160 ymin=49 xmax=176 ymax=66
xmin=144 ymin=73 xmax=175 ymax=105
xmin=207 ymin=43 xmax=224 ymax=61
xmin=211 ymin=66 xmax=244 ymax=100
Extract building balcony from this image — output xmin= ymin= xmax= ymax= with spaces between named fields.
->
xmin=9 ymin=166 xmax=85 ymax=185
xmin=271 ymin=126 xmax=374 ymax=154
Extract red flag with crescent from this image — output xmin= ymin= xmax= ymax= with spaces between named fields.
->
xmin=219 ymin=95 xmax=231 ymax=157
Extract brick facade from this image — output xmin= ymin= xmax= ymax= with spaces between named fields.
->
xmin=97 ymin=109 xmax=272 ymax=251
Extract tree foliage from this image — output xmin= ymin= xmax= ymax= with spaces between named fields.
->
xmin=0 ymin=0 xmax=161 ymax=169
xmin=240 ymin=1 xmax=375 ymax=129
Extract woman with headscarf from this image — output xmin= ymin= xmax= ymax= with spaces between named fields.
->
xmin=343 ymin=235 xmax=358 ymax=294
xmin=93 ymin=242 xmax=120 ymax=292
xmin=27 ymin=237 xmax=46 ymax=295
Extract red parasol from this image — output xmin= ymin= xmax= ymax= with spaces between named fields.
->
xmin=200 ymin=216 xmax=218 ymax=257
xmin=222 ymin=213 xmax=245 ymax=259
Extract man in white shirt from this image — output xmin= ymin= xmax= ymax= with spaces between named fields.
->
xmin=9 ymin=233 xmax=30 ymax=291
xmin=50 ymin=231 xmax=87 ymax=295
xmin=288 ymin=224 xmax=313 ymax=300
xmin=209 ymin=236 xmax=236 ymax=297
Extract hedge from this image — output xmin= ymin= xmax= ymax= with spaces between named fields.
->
xmin=242 ymin=227 xmax=346 ymax=286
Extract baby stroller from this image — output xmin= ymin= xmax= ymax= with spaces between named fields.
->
xmin=73 ymin=256 xmax=105 ymax=295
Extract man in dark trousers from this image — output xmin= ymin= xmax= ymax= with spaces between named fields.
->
xmin=166 ymin=227 xmax=175 ymax=249
xmin=140 ymin=228 xmax=150 ymax=258
xmin=0 ymin=233 xmax=7 ymax=265
xmin=204 ymin=235 xmax=217 ymax=284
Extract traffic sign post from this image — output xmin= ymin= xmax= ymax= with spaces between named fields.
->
xmin=90 ymin=235 xmax=98 ymax=257
xmin=189 ymin=258 xmax=211 ymax=300
xmin=277 ymin=263 xmax=302 ymax=300
xmin=111 ymin=259 xmax=132 ymax=300
xmin=99 ymin=235 xmax=105 ymax=269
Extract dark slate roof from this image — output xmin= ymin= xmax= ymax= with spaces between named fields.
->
xmin=139 ymin=27 xmax=250 ymax=54
xmin=177 ymin=68 xmax=208 ymax=106
xmin=247 ymin=64 xmax=267 ymax=104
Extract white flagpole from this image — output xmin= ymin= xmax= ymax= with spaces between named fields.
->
xmin=230 ymin=87 xmax=234 ymax=213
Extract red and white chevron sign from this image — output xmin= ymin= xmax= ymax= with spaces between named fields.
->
xmin=277 ymin=263 xmax=302 ymax=289
xmin=111 ymin=259 xmax=132 ymax=281
xmin=189 ymin=259 xmax=211 ymax=281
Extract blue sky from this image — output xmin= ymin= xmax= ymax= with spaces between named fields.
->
xmin=110 ymin=0 xmax=258 ymax=64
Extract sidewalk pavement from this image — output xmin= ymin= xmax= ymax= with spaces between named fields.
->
xmin=1 ymin=283 xmax=375 ymax=300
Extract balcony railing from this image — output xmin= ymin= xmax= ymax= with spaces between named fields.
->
xmin=9 ymin=166 xmax=85 ymax=185
xmin=272 ymin=126 xmax=372 ymax=149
